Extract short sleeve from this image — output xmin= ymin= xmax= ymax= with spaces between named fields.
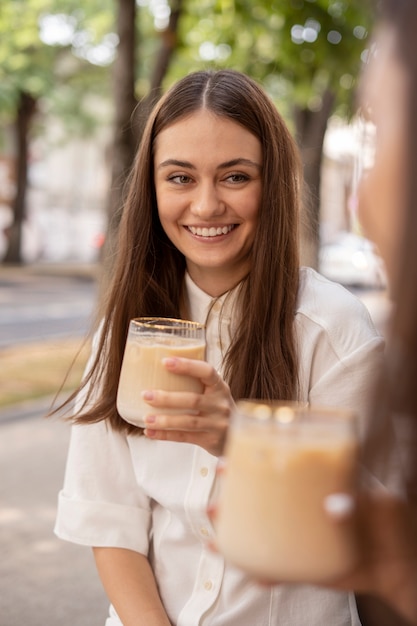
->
xmin=55 ymin=420 xmax=152 ymax=553
xmin=54 ymin=325 xmax=152 ymax=554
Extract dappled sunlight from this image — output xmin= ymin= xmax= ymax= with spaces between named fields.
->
xmin=0 ymin=507 xmax=25 ymax=524
xmin=38 ymin=12 xmax=118 ymax=66
xmin=0 ymin=505 xmax=59 ymax=527
xmin=137 ymin=0 xmax=171 ymax=31
xmin=32 ymin=539 xmax=61 ymax=554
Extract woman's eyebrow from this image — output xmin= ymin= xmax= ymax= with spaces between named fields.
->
xmin=157 ymin=159 xmax=195 ymax=169
xmin=157 ymin=158 xmax=261 ymax=170
xmin=218 ymin=158 xmax=261 ymax=170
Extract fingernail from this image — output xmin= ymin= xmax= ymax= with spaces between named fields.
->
xmin=324 ymin=493 xmax=355 ymax=518
xmin=162 ymin=357 xmax=177 ymax=368
xmin=144 ymin=429 xmax=156 ymax=438
xmin=145 ymin=415 xmax=155 ymax=424
xmin=142 ymin=390 xmax=154 ymax=400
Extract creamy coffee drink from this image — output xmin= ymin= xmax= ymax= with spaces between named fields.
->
xmin=215 ymin=401 xmax=359 ymax=582
xmin=117 ymin=318 xmax=206 ymax=428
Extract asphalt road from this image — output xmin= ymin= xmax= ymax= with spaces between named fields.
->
xmin=0 ymin=263 xmax=391 ymax=347
xmin=0 ymin=406 xmax=109 ymax=626
xmin=0 ymin=265 xmax=98 ymax=348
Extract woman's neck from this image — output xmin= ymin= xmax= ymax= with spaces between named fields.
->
xmin=186 ymin=267 xmax=248 ymax=298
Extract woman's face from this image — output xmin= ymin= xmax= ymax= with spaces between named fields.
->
xmin=358 ymin=26 xmax=409 ymax=283
xmin=154 ymin=109 xmax=262 ymax=296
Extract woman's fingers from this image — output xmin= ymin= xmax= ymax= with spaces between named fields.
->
xmin=144 ymin=411 xmax=229 ymax=432
xmin=143 ymin=425 xmax=227 ymax=456
xmin=140 ymin=357 xmax=234 ymax=455
xmin=162 ymin=356 xmax=221 ymax=388
xmin=142 ymin=388 xmax=232 ymax=418
xmin=141 ymin=357 xmax=234 ymax=420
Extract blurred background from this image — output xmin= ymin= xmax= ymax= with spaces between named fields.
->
xmin=0 ymin=1 xmax=390 ymax=624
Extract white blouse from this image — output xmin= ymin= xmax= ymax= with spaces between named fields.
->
xmin=55 ymin=267 xmax=384 ymax=626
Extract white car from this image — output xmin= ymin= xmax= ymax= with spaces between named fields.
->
xmin=319 ymin=232 xmax=387 ymax=289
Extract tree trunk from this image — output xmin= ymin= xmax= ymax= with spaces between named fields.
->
xmin=99 ymin=0 xmax=184 ymax=295
xmin=101 ymin=0 xmax=138 ymax=273
xmin=294 ymin=89 xmax=335 ymax=269
xmin=3 ymin=91 xmax=37 ymax=265
xmin=141 ymin=0 xmax=184 ymax=117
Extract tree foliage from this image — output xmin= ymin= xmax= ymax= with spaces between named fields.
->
xmin=0 ymin=0 xmax=116 ymax=137
xmin=0 ymin=0 xmax=374 ymax=265
xmin=168 ymin=0 xmax=372 ymax=117
xmin=0 ymin=0 xmax=116 ymax=262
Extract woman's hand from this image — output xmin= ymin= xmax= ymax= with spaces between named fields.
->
xmin=230 ymin=488 xmax=416 ymax=623
xmin=208 ymin=463 xmax=417 ymax=624
xmin=141 ymin=356 xmax=235 ymax=456
xmin=322 ymin=490 xmax=417 ymax=624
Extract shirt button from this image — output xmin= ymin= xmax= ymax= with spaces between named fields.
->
xmin=204 ymin=580 xmax=213 ymax=591
xmin=200 ymin=467 xmax=209 ymax=477
xmin=200 ymin=527 xmax=209 ymax=537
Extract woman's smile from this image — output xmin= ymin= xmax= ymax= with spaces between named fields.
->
xmin=185 ymin=224 xmax=237 ymax=238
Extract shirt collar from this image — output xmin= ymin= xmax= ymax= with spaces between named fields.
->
xmin=184 ymin=272 xmax=239 ymax=325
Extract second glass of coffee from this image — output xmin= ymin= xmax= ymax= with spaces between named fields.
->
xmin=215 ymin=400 xmax=359 ymax=583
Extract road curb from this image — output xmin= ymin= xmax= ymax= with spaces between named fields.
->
xmin=0 ymin=262 xmax=99 ymax=282
xmin=0 ymin=396 xmax=55 ymax=424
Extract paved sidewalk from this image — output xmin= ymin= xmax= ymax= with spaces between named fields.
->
xmin=0 ymin=405 xmax=109 ymax=626
xmin=0 ymin=265 xmax=108 ymax=624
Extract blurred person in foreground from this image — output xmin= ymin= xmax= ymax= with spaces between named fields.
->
xmin=233 ymin=0 xmax=417 ymax=623
xmin=345 ymin=0 xmax=417 ymax=621
xmin=330 ymin=0 xmax=417 ymax=622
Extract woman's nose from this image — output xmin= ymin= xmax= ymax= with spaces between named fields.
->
xmin=190 ymin=183 xmax=226 ymax=218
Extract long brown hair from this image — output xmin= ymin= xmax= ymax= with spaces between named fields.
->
xmin=66 ymin=69 xmax=302 ymax=434
xmin=363 ymin=0 xmax=417 ymax=499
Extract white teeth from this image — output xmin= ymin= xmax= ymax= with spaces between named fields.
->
xmin=188 ymin=225 xmax=234 ymax=237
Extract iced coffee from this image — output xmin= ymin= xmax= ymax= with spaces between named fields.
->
xmin=215 ymin=401 xmax=359 ymax=582
xmin=117 ymin=317 xmax=206 ymax=428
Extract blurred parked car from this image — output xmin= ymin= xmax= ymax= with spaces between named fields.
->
xmin=319 ymin=231 xmax=387 ymax=289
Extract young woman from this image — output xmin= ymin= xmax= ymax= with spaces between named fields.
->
xmin=54 ymin=69 xmax=383 ymax=625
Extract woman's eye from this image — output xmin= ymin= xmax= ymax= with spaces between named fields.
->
xmin=169 ymin=174 xmax=192 ymax=184
xmin=226 ymin=173 xmax=249 ymax=183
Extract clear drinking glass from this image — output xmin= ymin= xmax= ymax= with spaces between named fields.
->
xmin=215 ymin=400 xmax=359 ymax=582
xmin=117 ymin=317 xmax=206 ymax=428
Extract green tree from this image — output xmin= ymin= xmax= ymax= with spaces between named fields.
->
xmin=1 ymin=0 xmax=373 ymax=268
xmin=0 ymin=0 xmax=115 ymax=264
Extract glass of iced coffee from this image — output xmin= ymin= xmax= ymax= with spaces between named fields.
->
xmin=117 ymin=317 xmax=206 ymax=428
xmin=215 ymin=400 xmax=359 ymax=583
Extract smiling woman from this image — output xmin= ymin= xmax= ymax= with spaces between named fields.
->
xmin=154 ymin=110 xmax=262 ymax=295
xmin=54 ymin=69 xmax=383 ymax=626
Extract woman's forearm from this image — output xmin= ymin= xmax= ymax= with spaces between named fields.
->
xmin=93 ymin=547 xmax=172 ymax=626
